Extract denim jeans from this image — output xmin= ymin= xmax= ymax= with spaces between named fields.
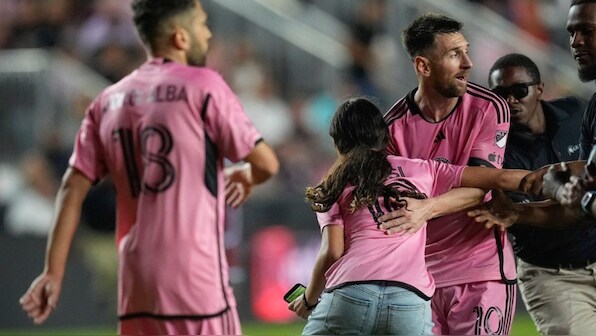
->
xmin=302 ymin=282 xmax=433 ymax=335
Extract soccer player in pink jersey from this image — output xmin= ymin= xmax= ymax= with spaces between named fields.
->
xmin=288 ymin=98 xmax=526 ymax=335
xmin=377 ymin=14 xmax=514 ymax=335
xmin=19 ymin=1 xmax=279 ymax=335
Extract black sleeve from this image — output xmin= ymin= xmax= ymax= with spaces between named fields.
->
xmin=579 ymin=94 xmax=596 ymax=160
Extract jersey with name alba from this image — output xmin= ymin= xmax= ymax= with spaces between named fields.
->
xmin=69 ymin=58 xmax=262 ymax=319
xmin=317 ymin=156 xmax=465 ymax=299
xmin=383 ymin=82 xmax=514 ymax=287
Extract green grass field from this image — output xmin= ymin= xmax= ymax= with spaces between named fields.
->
xmin=0 ymin=314 xmax=539 ymax=335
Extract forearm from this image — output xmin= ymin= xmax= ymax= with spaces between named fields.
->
xmin=305 ymin=225 xmax=343 ymax=304
xmin=304 ymin=251 xmax=335 ymax=305
xmin=514 ymin=201 xmax=586 ymax=229
xmin=246 ymin=142 xmax=279 ymax=184
xmin=461 ymin=167 xmax=529 ymax=192
xmin=44 ymin=169 xmax=91 ymax=279
xmin=564 ymin=160 xmax=588 ymax=176
xmin=428 ymin=187 xmax=487 ymax=218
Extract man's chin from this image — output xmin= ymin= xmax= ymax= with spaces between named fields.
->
xmin=578 ymin=65 xmax=596 ymax=82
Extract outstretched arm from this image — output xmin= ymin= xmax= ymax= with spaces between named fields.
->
xmin=378 ymin=167 xmax=530 ymax=235
xmin=461 ymin=167 xmax=529 ymax=191
xmin=288 ymin=225 xmax=343 ymax=319
xmin=20 ymin=168 xmax=92 ymax=324
xmin=521 ymin=160 xmax=586 ymax=195
xmin=379 ymin=187 xmax=487 ymax=235
xmin=468 ymin=194 xmax=588 ymax=230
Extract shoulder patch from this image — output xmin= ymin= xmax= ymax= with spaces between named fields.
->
xmin=495 ymin=130 xmax=508 ymax=148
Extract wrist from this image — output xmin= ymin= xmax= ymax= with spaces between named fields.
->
xmin=553 ymin=183 xmax=566 ymax=202
xmin=303 ymin=293 xmax=319 ymax=310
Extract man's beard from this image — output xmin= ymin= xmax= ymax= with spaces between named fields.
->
xmin=435 ymin=79 xmax=464 ymax=98
xmin=187 ymin=38 xmax=207 ymax=67
xmin=578 ymin=63 xmax=596 ymax=82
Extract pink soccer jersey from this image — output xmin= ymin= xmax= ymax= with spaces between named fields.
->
xmin=383 ymin=82 xmax=515 ymax=288
xmin=317 ymin=156 xmax=465 ymax=298
xmin=69 ymin=58 xmax=261 ymax=319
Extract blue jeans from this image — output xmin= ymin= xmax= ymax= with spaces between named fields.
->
xmin=302 ymin=282 xmax=433 ymax=335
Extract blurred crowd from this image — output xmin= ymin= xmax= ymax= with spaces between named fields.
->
xmin=0 ymin=0 xmax=402 ymax=238
xmin=0 ymin=0 xmax=571 ymax=238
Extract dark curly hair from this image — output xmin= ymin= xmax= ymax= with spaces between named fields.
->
xmin=131 ymin=0 xmax=196 ymax=48
xmin=306 ymin=98 xmax=425 ymax=213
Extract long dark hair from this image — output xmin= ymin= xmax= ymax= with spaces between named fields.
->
xmin=306 ymin=98 xmax=406 ymax=212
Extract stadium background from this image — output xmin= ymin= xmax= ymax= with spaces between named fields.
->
xmin=0 ymin=0 xmax=591 ymax=334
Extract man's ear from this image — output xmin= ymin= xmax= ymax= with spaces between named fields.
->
xmin=536 ymin=82 xmax=545 ymax=98
xmin=414 ymin=56 xmax=431 ymax=77
xmin=172 ymin=27 xmax=190 ymax=51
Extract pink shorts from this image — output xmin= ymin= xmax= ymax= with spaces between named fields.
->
xmin=118 ymin=308 xmax=241 ymax=336
xmin=431 ymin=281 xmax=516 ymax=335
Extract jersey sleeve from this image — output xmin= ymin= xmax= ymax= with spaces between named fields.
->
xmin=469 ymin=102 xmax=511 ymax=168
xmin=316 ymin=202 xmax=344 ymax=232
xmin=429 ymin=160 xmax=465 ymax=197
xmin=203 ymin=72 xmax=262 ymax=163
xmin=68 ymin=98 xmax=107 ymax=183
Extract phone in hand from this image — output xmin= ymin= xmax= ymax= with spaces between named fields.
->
xmin=283 ymin=283 xmax=306 ymax=303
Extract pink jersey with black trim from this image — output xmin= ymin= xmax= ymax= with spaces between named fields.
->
xmin=69 ymin=58 xmax=261 ymax=318
xmin=317 ymin=156 xmax=465 ymax=298
xmin=383 ymin=83 xmax=515 ymax=287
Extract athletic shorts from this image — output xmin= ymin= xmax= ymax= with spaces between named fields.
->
xmin=431 ymin=280 xmax=516 ymax=335
xmin=119 ymin=307 xmax=241 ymax=336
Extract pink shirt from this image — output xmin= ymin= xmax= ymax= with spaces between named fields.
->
xmin=384 ymin=83 xmax=515 ymax=287
xmin=69 ymin=58 xmax=261 ymax=318
xmin=317 ymin=156 xmax=464 ymax=298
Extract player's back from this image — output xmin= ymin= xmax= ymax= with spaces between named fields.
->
xmin=321 ymin=156 xmax=464 ymax=298
xmin=78 ymin=58 xmax=260 ymax=318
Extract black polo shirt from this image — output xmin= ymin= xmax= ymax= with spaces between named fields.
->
xmin=580 ymin=93 xmax=596 ymax=159
xmin=505 ymin=96 xmax=596 ymax=268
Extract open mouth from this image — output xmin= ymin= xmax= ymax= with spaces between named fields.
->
xmin=456 ymin=75 xmax=467 ymax=83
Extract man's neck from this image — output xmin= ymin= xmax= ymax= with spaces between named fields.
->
xmin=150 ymin=49 xmax=187 ymax=65
xmin=525 ymin=102 xmax=547 ymax=135
xmin=414 ymin=86 xmax=459 ymax=122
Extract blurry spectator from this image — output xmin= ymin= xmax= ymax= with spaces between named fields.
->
xmin=231 ymin=40 xmax=294 ymax=148
xmin=75 ymin=0 xmax=138 ymax=61
xmin=509 ymin=0 xmax=550 ymax=43
xmin=4 ymin=151 xmax=58 ymax=236
xmin=346 ymin=0 xmax=384 ymax=99
xmin=0 ymin=163 xmax=22 ymax=232
xmin=346 ymin=0 xmax=399 ymax=107
xmin=90 ymin=42 xmax=144 ymax=83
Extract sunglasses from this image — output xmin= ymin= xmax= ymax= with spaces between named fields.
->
xmin=491 ymin=81 xmax=539 ymax=100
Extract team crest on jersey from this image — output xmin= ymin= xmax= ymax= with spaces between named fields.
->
xmin=495 ymin=131 xmax=508 ymax=148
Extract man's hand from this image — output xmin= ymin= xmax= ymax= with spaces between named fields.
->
xmin=560 ymin=175 xmax=585 ymax=207
xmin=378 ymin=197 xmax=433 ymax=235
xmin=542 ymin=162 xmax=571 ymax=201
xmin=20 ymin=273 xmax=62 ymax=325
xmin=521 ymin=164 xmax=552 ymax=195
xmin=467 ymin=190 xmax=517 ymax=231
xmin=224 ymin=163 xmax=253 ymax=208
